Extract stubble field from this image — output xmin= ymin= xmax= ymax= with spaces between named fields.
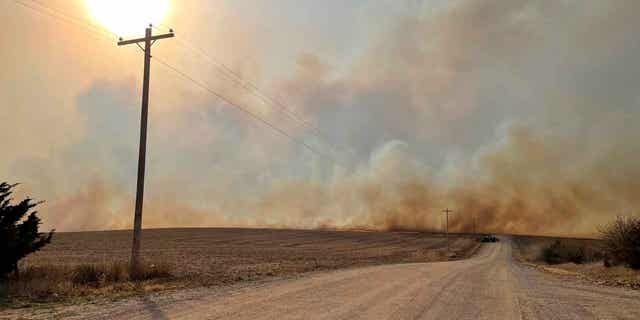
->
xmin=23 ymin=228 xmax=478 ymax=285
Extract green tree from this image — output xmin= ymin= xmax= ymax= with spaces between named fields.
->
xmin=0 ymin=182 xmax=54 ymax=278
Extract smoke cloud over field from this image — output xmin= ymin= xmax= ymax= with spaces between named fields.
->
xmin=2 ymin=0 xmax=640 ymax=236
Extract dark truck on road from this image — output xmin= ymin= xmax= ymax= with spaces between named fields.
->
xmin=479 ymin=235 xmax=499 ymax=243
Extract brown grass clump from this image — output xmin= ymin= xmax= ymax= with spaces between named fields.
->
xmin=130 ymin=263 xmax=173 ymax=281
xmin=72 ymin=264 xmax=105 ymax=286
xmin=0 ymin=261 xmax=174 ymax=303
xmin=70 ymin=261 xmax=172 ymax=286
xmin=513 ymin=236 xmax=603 ymax=264
xmin=539 ymin=240 xmax=603 ymax=265
xmin=513 ymin=234 xmax=640 ymax=290
xmin=1 ymin=265 xmax=70 ymax=301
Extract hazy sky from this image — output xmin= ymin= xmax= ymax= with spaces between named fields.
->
xmin=1 ymin=0 xmax=639 ymax=236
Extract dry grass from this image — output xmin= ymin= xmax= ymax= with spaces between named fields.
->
xmin=2 ymin=228 xmax=477 ymax=305
xmin=0 ymin=261 xmax=174 ymax=305
xmin=512 ymin=235 xmax=602 ymax=264
xmin=552 ymin=262 xmax=640 ymax=289
xmin=513 ymin=235 xmax=640 ymax=290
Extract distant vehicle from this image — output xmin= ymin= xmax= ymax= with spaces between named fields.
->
xmin=479 ymin=235 xmax=499 ymax=243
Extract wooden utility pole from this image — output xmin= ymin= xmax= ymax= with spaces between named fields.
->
xmin=473 ymin=214 xmax=477 ymax=235
xmin=442 ymin=208 xmax=453 ymax=252
xmin=118 ymin=25 xmax=174 ymax=275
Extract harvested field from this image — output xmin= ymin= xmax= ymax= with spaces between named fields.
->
xmin=4 ymin=228 xmax=478 ymax=304
xmin=23 ymin=228 xmax=478 ymax=282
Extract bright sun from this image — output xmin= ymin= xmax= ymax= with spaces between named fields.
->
xmin=86 ymin=0 xmax=169 ymax=36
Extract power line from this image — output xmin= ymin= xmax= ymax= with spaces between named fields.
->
xmin=17 ymin=0 xmax=117 ymax=40
xmin=152 ymin=23 xmax=347 ymax=156
xmin=12 ymin=0 xmax=145 ymax=71
xmin=152 ymin=56 xmax=340 ymax=164
xmin=13 ymin=0 xmax=345 ymax=166
xmin=153 ymin=24 xmax=305 ymax=123
xmin=178 ymin=34 xmax=312 ymax=127
xmin=20 ymin=0 xmax=325 ymax=145
xmin=20 ymin=0 xmax=347 ymax=161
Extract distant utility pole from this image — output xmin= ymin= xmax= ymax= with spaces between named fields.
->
xmin=473 ymin=214 xmax=477 ymax=235
xmin=442 ymin=208 xmax=453 ymax=253
xmin=118 ymin=25 xmax=174 ymax=275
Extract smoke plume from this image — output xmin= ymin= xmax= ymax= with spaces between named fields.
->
xmin=3 ymin=0 xmax=640 ymax=236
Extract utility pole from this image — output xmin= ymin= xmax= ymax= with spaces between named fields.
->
xmin=442 ymin=208 xmax=453 ymax=253
xmin=118 ymin=25 xmax=174 ymax=275
xmin=473 ymin=214 xmax=477 ymax=235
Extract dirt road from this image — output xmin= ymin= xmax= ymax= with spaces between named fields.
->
xmin=47 ymin=238 xmax=640 ymax=319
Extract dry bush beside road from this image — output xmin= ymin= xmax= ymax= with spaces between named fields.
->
xmin=513 ymin=235 xmax=640 ymax=290
xmin=513 ymin=236 xmax=602 ymax=264
xmin=600 ymin=216 xmax=640 ymax=269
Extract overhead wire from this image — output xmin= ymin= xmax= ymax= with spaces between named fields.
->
xmin=18 ymin=0 xmax=118 ymax=40
xmin=151 ymin=55 xmax=340 ymax=164
xmin=23 ymin=0 xmax=346 ymax=159
xmin=152 ymin=23 xmax=348 ymax=156
xmin=153 ymin=23 xmax=313 ymax=127
xmin=12 ymin=0 xmax=345 ymax=167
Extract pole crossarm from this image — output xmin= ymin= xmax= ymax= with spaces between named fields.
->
xmin=118 ymin=32 xmax=174 ymax=46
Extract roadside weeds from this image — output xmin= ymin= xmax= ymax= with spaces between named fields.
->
xmin=512 ymin=237 xmax=640 ymax=291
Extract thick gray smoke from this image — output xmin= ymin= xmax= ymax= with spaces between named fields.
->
xmin=3 ymin=0 xmax=640 ymax=236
